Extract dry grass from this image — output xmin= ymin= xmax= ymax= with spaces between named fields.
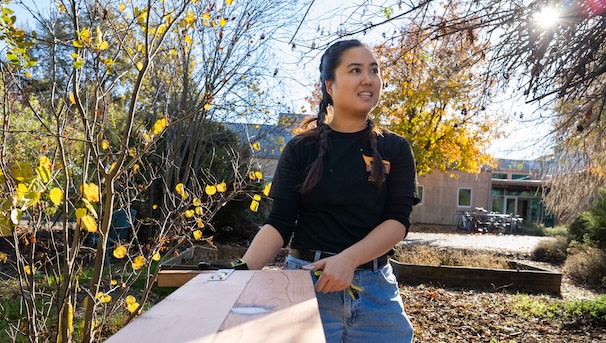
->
xmin=393 ymin=244 xmax=511 ymax=270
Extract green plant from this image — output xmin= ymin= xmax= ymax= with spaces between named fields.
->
xmin=543 ymin=226 xmax=568 ymax=237
xmin=514 ymin=294 xmax=606 ymax=324
xmin=531 ymin=236 xmax=569 ymax=265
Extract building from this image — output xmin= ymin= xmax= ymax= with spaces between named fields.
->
xmin=412 ymin=159 xmax=555 ymax=227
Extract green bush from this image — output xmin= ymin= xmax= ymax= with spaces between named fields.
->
xmin=543 ymin=226 xmax=568 ymax=237
xmin=563 ymin=244 xmax=606 ymax=286
xmin=569 ymin=189 xmax=606 ymax=248
xmin=531 ymin=236 xmax=569 ymax=265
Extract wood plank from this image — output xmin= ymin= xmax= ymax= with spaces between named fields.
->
xmin=157 ymin=270 xmax=206 ymax=287
xmin=212 ymin=270 xmax=325 ymax=343
xmin=391 ymin=261 xmax=561 ymax=294
xmin=106 ymin=271 xmax=255 ymax=343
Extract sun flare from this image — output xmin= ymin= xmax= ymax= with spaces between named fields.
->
xmin=534 ymin=7 xmax=560 ymax=28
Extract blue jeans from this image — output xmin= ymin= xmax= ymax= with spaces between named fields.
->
xmin=284 ymin=255 xmax=414 ymax=343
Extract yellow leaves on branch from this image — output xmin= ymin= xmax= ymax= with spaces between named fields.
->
xmin=24 ymin=265 xmax=32 ymax=275
xmin=132 ymin=255 xmax=146 ymax=270
xmin=251 ymin=141 xmax=261 ymax=151
xmin=263 ymin=182 xmax=272 ymax=196
xmin=205 ymin=185 xmax=217 ymax=196
xmin=152 ymin=252 xmax=161 ymax=261
xmin=249 ymin=170 xmax=263 ymax=180
xmin=152 ymin=117 xmax=168 ymax=135
xmin=79 ymin=215 xmax=97 ymax=233
xmin=10 ymin=162 xmax=34 ymax=181
xmin=96 ymin=292 xmax=112 ymax=304
xmin=193 ymin=229 xmax=203 ymax=240
xmin=193 ymin=198 xmax=202 ymax=207
xmin=81 ymin=183 xmax=100 ymax=203
xmin=0 ymin=251 xmax=7 ymax=264
xmin=176 ymin=183 xmax=188 ymax=200
xmin=249 ymin=199 xmax=259 ymax=212
xmin=119 ymin=3 xmax=126 ymax=11
xmin=126 ymin=295 xmax=140 ymax=313
xmin=184 ymin=209 xmax=195 ymax=219
xmin=49 ymin=188 xmax=63 ymax=206
xmin=113 ymin=246 xmax=127 ymax=259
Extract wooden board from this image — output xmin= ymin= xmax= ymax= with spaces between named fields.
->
xmin=106 ymin=270 xmax=325 ymax=343
xmin=391 ymin=260 xmax=561 ymax=294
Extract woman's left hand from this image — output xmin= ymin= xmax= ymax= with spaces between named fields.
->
xmin=302 ymin=254 xmax=358 ymax=293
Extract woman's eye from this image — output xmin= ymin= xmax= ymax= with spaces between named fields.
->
xmin=371 ymin=68 xmax=379 ymax=74
xmin=351 ymin=68 xmax=360 ymax=73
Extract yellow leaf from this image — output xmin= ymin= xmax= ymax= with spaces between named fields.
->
xmin=69 ymin=93 xmax=76 ymax=104
xmin=152 ymin=252 xmax=161 ymax=261
xmin=35 ymin=165 xmax=51 ymax=183
xmin=248 ymin=171 xmax=256 ymax=180
xmin=184 ymin=35 xmax=193 ymax=46
xmin=193 ymin=229 xmax=203 ymax=240
xmin=11 ymin=162 xmax=34 ymax=181
xmin=126 ymin=295 xmax=136 ymax=305
xmin=175 ymin=183 xmax=185 ymax=195
xmin=98 ymin=41 xmax=109 ymax=51
xmin=253 ymin=194 xmax=261 ymax=201
xmin=24 ymin=265 xmax=31 ymax=275
xmin=205 ymin=185 xmax=217 ymax=196
xmin=22 ymin=191 xmax=40 ymax=208
xmin=119 ymin=3 xmax=126 ymax=11
xmin=49 ymin=188 xmax=63 ymax=206
xmin=255 ymin=171 xmax=263 ymax=179
xmin=80 ymin=215 xmax=97 ymax=232
xmin=96 ymin=292 xmax=111 ymax=303
xmin=129 ymin=148 xmax=136 ymax=157
xmin=16 ymin=183 xmax=28 ymax=200
xmin=204 ymin=103 xmax=211 ymax=111
xmin=133 ymin=164 xmax=140 ymax=173
xmin=184 ymin=209 xmax=194 ymax=219
xmin=152 ymin=204 xmax=158 ymax=210
xmin=249 ymin=200 xmax=259 ymax=212
xmin=81 ymin=183 xmax=100 ymax=203
xmin=0 ymin=169 xmax=4 ymax=183
xmin=101 ymin=140 xmax=110 ymax=150
xmin=132 ymin=255 xmax=145 ymax=270
xmin=127 ymin=302 xmax=140 ymax=313
xmin=75 ymin=208 xmax=87 ymax=221
xmin=111 ymin=279 xmax=117 ymax=286
xmin=0 ymin=251 xmax=7 ymax=263
xmin=72 ymin=40 xmax=84 ymax=48
xmin=217 ymin=182 xmax=227 ymax=193
xmin=193 ymin=198 xmax=202 ymax=207
xmin=136 ymin=61 xmax=143 ymax=71
xmin=219 ymin=18 xmax=227 ymax=27
xmin=226 ymin=0 xmax=233 ymax=5
xmin=143 ymin=132 xmax=151 ymax=142
xmin=251 ymin=141 xmax=261 ymax=151
xmin=113 ymin=246 xmax=127 ymax=259
xmin=39 ymin=156 xmax=51 ymax=168
xmin=71 ymin=52 xmax=78 ymax=59
xmin=197 ymin=218 xmax=204 ymax=229
xmin=262 ymin=182 xmax=272 ymax=196
xmin=151 ymin=117 xmax=168 ymax=135
xmin=195 ymin=206 xmax=203 ymax=216
xmin=81 ymin=199 xmax=98 ymax=219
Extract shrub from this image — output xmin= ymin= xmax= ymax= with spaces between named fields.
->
xmin=531 ymin=236 xmax=569 ymax=265
xmin=569 ymin=188 xmax=606 ymax=248
xmin=563 ymin=244 xmax=606 ymax=286
xmin=543 ymin=226 xmax=568 ymax=237
xmin=514 ymin=294 xmax=606 ymax=324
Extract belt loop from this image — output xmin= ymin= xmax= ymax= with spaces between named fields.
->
xmin=314 ymin=250 xmax=322 ymax=262
xmin=372 ymin=258 xmax=378 ymax=271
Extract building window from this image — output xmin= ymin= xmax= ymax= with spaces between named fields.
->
xmin=458 ymin=188 xmax=472 ymax=207
xmin=417 ymin=185 xmax=424 ymax=205
xmin=511 ymin=174 xmax=531 ymax=180
xmin=492 ymin=173 xmax=508 ymax=180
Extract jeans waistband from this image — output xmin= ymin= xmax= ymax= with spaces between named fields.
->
xmin=290 ymin=249 xmax=389 ymax=270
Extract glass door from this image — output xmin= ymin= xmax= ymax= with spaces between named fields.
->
xmin=505 ymin=196 xmax=517 ymax=216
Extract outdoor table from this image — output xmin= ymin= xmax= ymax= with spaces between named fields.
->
xmin=105 ymin=270 xmax=325 ymax=343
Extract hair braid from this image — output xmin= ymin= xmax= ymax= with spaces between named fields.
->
xmin=300 ymin=102 xmax=330 ymax=193
xmin=367 ymin=119 xmax=386 ymax=186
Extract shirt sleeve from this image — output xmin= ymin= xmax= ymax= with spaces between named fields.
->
xmin=265 ymin=138 xmax=304 ymax=246
xmin=382 ymin=136 xmax=420 ymax=231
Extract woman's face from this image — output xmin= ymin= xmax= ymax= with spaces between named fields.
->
xmin=325 ymin=46 xmax=382 ymax=118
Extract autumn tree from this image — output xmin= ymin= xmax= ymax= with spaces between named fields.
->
xmin=373 ymin=22 xmax=502 ymax=175
xmin=0 ymin=0 xmax=308 ymax=342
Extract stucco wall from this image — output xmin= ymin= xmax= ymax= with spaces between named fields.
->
xmin=411 ymin=170 xmax=492 ymax=226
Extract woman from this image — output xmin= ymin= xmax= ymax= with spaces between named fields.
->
xmin=241 ymin=39 xmax=419 ymax=342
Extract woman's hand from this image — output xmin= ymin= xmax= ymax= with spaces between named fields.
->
xmin=302 ymin=254 xmax=358 ymax=293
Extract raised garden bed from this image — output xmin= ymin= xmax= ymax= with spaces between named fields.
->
xmin=159 ymin=246 xmax=562 ymax=294
xmin=391 ymin=259 xmax=562 ymax=294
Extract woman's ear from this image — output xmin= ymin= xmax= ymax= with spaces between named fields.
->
xmin=325 ymin=80 xmax=333 ymax=97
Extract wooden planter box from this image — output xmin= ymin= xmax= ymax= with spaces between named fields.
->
xmin=390 ymin=259 xmax=562 ymax=294
xmin=158 ymin=245 xmax=247 ymax=287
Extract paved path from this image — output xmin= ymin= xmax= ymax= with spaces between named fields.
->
xmin=402 ymin=232 xmax=555 ymax=254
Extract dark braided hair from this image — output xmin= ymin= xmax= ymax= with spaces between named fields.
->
xmin=299 ymin=39 xmax=385 ymax=193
